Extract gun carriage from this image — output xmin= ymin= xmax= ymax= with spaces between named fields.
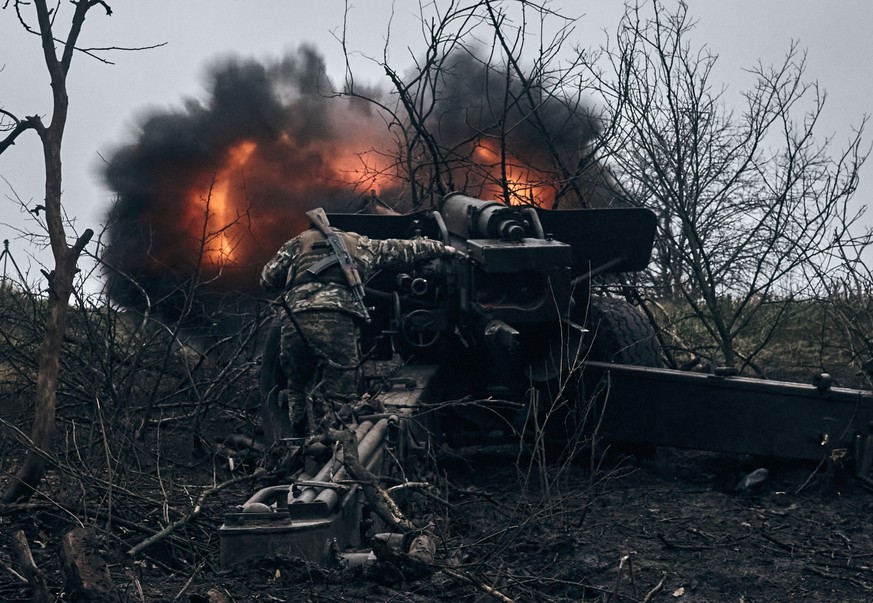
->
xmin=220 ymin=193 xmax=873 ymax=568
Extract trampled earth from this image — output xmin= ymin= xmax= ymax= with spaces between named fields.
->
xmin=3 ymin=443 xmax=872 ymax=602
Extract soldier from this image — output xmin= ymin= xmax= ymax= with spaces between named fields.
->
xmin=261 ymin=208 xmax=455 ymax=436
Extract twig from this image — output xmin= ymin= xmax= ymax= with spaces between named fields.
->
xmin=760 ymin=531 xmax=796 ymax=554
xmin=172 ymin=561 xmax=206 ymax=601
xmin=2 ymin=561 xmax=27 ymax=583
xmin=127 ymin=471 xmax=260 ymax=557
xmin=607 ymin=553 xmax=626 ymax=603
xmin=640 ymin=572 xmax=666 ymax=603
xmin=386 ymin=480 xmax=451 ymax=506
xmin=328 ymin=427 xmax=416 ymax=533
xmin=608 ymin=551 xmax=636 ymax=603
xmin=11 ymin=530 xmax=51 ymax=603
xmin=657 ymin=533 xmax=720 ymax=551
xmin=444 ymin=567 xmax=516 ymax=603
xmin=0 ymin=501 xmax=53 ymax=514
xmin=804 ymin=565 xmax=839 ymax=579
xmin=124 ymin=568 xmax=145 ymax=603
xmin=794 ymin=456 xmax=827 ymax=495
xmin=0 ymin=416 xmax=168 ymax=512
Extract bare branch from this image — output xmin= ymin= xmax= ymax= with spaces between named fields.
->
xmin=0 ymin=113 xmax=44 ymax=154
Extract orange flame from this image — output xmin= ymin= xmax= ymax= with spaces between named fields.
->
xmin=473 ymin=140 xmax=551 ymax=207
xmin=177 ymin=134 xmax=553 ymax=282
xmin=182 ymin=136 xmax=398 ymax=276
xmin=197 ymin=140 xmax=257 ymax=267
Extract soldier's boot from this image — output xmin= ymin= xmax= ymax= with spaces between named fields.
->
xmin=283 ymin=390 xmax=308 ymax=438
xmin=268 ymin=389 xmax=294 ymax=441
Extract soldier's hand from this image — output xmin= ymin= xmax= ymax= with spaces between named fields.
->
xmin=443 ymin=245 xmax=457 ymax=257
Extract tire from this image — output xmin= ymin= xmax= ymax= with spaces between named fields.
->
xmin=587 ymin=296 xmax=661 ymax=367
xmin=585 ymin=296 xmax=661 ymax=457
xmin=260 ymin=318 xmax=292 ymax=442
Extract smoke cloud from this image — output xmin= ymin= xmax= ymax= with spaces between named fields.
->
xmin=432 ymin=51 xmax=600 ymax=169
xmin=101 ymin=45 xmax=605 ymax=316
xmin=102 ymin=47 xmax=397 ymax=312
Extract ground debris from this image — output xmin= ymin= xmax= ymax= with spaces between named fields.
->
xmin=2 ymin=447 xmax=873 ymax=601
xmin=60 ymin=527 xmax=115 ymax=602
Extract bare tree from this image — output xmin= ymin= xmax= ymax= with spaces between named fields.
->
xmin=339 ymin=0 xmax=615 ymax=211
xmin=0 ymin=1 xmax=103 ymax=502
xmin=342 ymin=0 xmax=870 ymax=376
xmin=579 ymin=0 xmax=869 ymax=371
xmin=800 ymin=219 xmax=873 ymax=385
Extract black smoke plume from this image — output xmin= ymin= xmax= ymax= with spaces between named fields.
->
xmin=102 ymin=47 xmax=396 ymax=314
xmin=101 ymin=45 xmax=606 ymax=318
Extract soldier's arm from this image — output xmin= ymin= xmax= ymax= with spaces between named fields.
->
xmin=260 ymin=241 xmax=296 ymax=292
xmin=370 ymin=237 xmax=455 ymax=271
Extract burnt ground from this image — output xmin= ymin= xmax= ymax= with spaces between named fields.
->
xmin=3 ymin=441 xmax=873 ymax=602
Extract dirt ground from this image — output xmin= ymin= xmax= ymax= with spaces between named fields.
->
xmin=3 ymin=441 xmax=873 ymax=603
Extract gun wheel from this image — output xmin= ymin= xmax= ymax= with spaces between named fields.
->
xmin=401 ymin=309 xmax=441 ymax=348
xmin=585 ymin=296 xmax=661 ymax=457
xmin=587 ymin=296 xmax=661 ymax=366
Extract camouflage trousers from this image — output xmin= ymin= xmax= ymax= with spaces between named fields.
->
xmin=279 ymin=310 xmax=361 ymax=436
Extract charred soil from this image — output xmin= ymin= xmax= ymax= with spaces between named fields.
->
xmin=3 ymin=441 xmax=873 ymax=602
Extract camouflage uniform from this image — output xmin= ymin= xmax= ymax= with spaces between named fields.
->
xmin=261 ymin=226 xmax=452 ymax=436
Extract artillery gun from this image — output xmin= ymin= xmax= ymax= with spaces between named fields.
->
xmin=220 ymin=193 xmax=873 ymax=568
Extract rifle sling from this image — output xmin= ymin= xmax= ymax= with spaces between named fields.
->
xmin=306 ymin=214 xmax=371 ymax=322
xmin=319 ymin=229 xmax=357 ymax=278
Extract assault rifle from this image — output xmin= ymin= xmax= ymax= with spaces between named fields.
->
xmin=305 ymin=207 xmax=371 ymax=322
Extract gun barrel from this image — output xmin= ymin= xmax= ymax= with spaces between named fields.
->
xmin=440 ymin=193 xmax=532 ymax=241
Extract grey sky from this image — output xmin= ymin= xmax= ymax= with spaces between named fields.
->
xmin=1 ymin=1 xmax=870 ymax=277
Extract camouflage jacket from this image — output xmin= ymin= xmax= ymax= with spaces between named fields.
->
xmin=261 ymin=228 xmax=450 ymax=319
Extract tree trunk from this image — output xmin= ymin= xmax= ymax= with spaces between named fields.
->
xmin=2 ymin=0 xmax=94 ymax=502
xmin=3 ymin=284 xmax=69 ymax=501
